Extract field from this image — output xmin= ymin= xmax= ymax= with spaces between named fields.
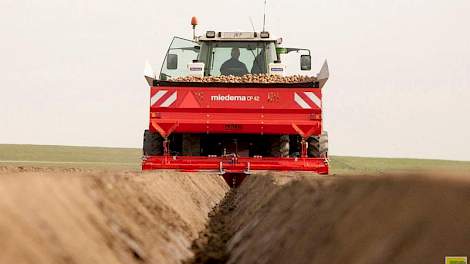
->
xmin=2 ymin=144 xmax=469 ymax=173
xmin=0 ymin=144 xmax=140 ymax=170
xmin=0 ymin=144 xmax=469 ymax=264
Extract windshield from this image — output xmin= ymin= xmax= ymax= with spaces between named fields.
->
xmin=198 ymin=41 xmax=277 ymax=76
xmin=159 ymin=38 xmax=278 ymax=79
xmin=159 ymin=37 xmax=200 ymax=80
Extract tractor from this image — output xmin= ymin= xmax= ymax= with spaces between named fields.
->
xmin=143 ymin=18 xmax=329 ymax=187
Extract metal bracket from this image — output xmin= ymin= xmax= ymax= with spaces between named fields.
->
xmin=244 ymin=162 xmax=251 ymax=174
xmin=219 ymin=161 xmax=224 ymax=174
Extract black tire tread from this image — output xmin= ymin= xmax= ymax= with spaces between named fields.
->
xmin=280 ymin=135 xmax=290 ymax=157
xmin=143 ymin=130 xmax=163 ymax=156
xmin=307 ymin=131 xmax=328 ymax=158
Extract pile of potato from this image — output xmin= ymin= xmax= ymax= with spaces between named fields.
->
xmin=169 ymin=74 xmax=317 ymax=83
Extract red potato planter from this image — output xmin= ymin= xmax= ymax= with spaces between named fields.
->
xmin=142 ymin=27 xmax=329 ymax=187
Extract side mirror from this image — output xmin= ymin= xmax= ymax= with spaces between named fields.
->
xmin=300 ymin=55 xmax=311 ymax=71
xmin=167 ymin=54 xmax=178 ymax=69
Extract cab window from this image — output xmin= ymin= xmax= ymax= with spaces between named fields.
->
xmin=201 ymin=42 xmax=277 ymax=76
xmin=159 ymin=37 xmax=200 ymax=80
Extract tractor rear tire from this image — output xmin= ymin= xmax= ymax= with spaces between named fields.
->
xmin=280 ymin=135 xmax=290 ymax=157
xmin=271 ymin=135 xmax=290 ymax=157
xmin=143 ymin=130 xmax=163 ymax=156
xmin=307 ymin=131 xmax=328 ymax=158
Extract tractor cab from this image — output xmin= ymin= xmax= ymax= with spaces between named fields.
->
xmin=159 ymin=31 xmax=312 ymax=80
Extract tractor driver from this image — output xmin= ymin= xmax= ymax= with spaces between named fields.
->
xmin=220 ymin=48 xmax=249 ymax=76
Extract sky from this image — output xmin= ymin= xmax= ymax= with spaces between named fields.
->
xmin=1 ymin=0 xmax=469 ymax=161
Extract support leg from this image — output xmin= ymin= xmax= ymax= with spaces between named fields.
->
xmin=163 ymin=138 xmax=170 ymax=156
xmin=301 ymin=138 xmax=308 ymax=158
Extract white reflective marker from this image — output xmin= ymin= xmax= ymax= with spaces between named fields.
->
xmin=160 ymin=91 xmax=177 ymax=107
xmin=151 ymin=90 xmax=168 ymax=106
xmin=294 ymin=93 xmax=311 ymax=109
xmin=304 ymin=92 xmax=321 ymax=109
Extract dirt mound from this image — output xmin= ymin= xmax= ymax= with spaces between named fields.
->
xmin=0 ymin=168 xmax=228 ymax=264
xmin=1 ymin=166 xmax=469 ymax=264
xmin=225 ymin=172 xmax=470 ymax=264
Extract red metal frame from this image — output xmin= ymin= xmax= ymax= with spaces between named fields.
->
xmin=142 ymin=84 xmax=329 ymax=176
xmin=142 ymin=155 xmax=328 ymax=174
xmin=147 ymin=86 xmax=323 ymax=137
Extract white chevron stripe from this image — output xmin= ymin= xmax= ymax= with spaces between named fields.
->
xmin=160 ymin=91 xmax=177 ymax=107
xmin=150 ymin=90 xmax=167 ymax=106
xmin=294 ymin=93 xmax=311 ymax=109
xmin=304 ymin=92 xmax=321 ymax=109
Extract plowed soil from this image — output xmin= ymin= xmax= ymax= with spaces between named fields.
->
xmin=1 ymin=166 xmax=469 ymax=264
xmin=225 ymin=172 xmax=470 ymax=264
xmin=0 ymin=167 xmax=228 ymax=264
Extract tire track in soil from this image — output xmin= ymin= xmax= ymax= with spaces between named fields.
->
xmin=184 ymin=190 xmax=238 ymax=264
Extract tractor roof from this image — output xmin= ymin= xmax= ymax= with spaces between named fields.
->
xmin=198 ymin=31 xmax=277 ymax=42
